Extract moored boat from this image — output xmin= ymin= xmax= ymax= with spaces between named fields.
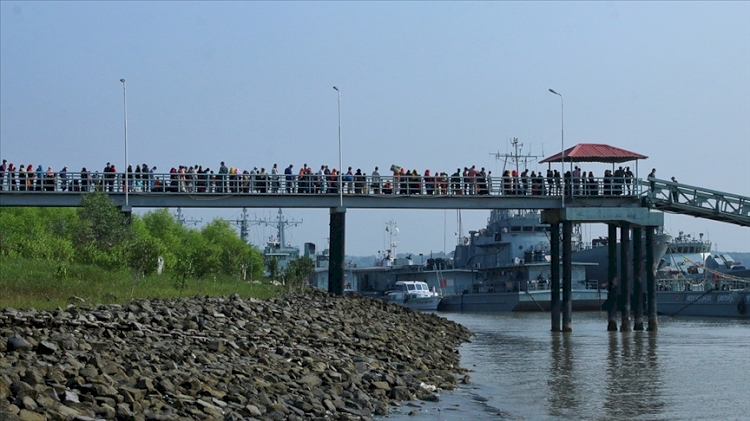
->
xmin=382 ymin=280 xmax=441 ymax=311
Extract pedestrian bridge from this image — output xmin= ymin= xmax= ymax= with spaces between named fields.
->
xmin=0 ymin=171 xmax=644 ymax=210
xmin=640 ymin=178 xmax=750 ymax=228
xmin=0 ymin=172 xmax=748 ymax=227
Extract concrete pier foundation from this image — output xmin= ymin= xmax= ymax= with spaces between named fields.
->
xmin=562 ymin=221 xmax=573 ymax=332
xmin=550 ymin=222 xmax=561 ymax=332
xmin=607 ymin=224 xmax=619 ymax=331
xmin=646 ymin=227 xmax=659 ymax=331
xmin=620 ymin=223 xmax=632 ymax=332
xmin=328 ymin=207 xmax=346 ymax=296
xmin=541 ymin=207 xmax=663 ymax=333
xmin=633 ymin=227 xmax=645 ymax=330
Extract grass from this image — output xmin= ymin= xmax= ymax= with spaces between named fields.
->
xmin=0 ymin=257 xmax=286 ymax=311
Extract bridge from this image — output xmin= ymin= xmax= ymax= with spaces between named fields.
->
xmin=641 ymin=178 xmax=750 ymax=227
xmin=1 ymin=172 xmax=747 ymax=226
xmin=0 ymin=171 xmax=641 ymax=208
xmin=1 ymin=172 xmax=748 ymax=333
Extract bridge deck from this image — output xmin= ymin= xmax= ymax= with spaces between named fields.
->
xmin=1 ymin=173 xmax=748 ymax=227
xmin=0 ymin=172 xmax=641 ymax=210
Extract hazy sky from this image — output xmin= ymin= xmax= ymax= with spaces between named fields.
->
xmin=2 ymin=2 xmax=749 ymax=256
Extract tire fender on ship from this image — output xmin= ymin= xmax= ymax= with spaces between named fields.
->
xmin=738 ymin=298 xmax=747 ymax=315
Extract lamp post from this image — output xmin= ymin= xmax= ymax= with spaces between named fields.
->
xmin=120 ymin=79 xmax=129 ymax=208
xmin=549 ymin=89 xmax=564 ymax=207
xmin=333 ymin=86 xmax=342 ymax=207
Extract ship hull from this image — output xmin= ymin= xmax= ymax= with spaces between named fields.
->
xmin=438 ymin=289 xmax=607 ymax=312
xmin=572 ymin=233 xmax=671 ymax=284
xmin=657 ymin=291 xmax=750 ymax=318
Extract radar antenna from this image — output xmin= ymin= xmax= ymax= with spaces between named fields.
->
xmin=489 ymin=137 xmax=544 ymax=175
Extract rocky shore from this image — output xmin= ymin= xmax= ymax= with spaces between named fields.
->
xmin=0 ymin=289 xmax=473 ymax=420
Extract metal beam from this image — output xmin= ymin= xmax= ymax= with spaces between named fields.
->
xmin=542 ymin=207 xmax=664 ymax=227
xmin=0 ymin=192 xmax=643 ymax=210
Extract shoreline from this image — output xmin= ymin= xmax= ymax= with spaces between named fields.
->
xmin=0 ymin=289 xmax=472 ymax=420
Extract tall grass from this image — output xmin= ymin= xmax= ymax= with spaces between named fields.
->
xmin=0 ymin=257 xmax=285 ymax=311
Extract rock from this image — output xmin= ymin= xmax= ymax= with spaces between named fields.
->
xmin=7 ymin=336 xmax=32 ymax=351
xmin=18 ymin=410 xmax=46 ymax=421
xmin=56 ymin=404 xmax=81 ymax=417
xmin=245 ymin=404 xmax=263 ymax=416
xmin=0 ymin=377 xmax=11 ymax=399
xmin=0 ymin=290 xmax=473 ymax=420
xmin=21 ymin=396 xmax=38 ymax=411
xmin=63 ymin=390 xmax=80 ymax=404
xmin=36 ymin=341 xmax=58 ymax=355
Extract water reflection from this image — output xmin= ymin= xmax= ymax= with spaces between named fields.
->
xmin=430 ymin=313 xmax=749 ymax=421
xmin=547 ymin=333 xmax=580 ymax=417
xmin=603 ymin=332 xmax=665 ymax=421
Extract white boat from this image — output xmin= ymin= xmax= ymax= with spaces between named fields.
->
xmin=383 ymin=281 xmax=441 ymax=311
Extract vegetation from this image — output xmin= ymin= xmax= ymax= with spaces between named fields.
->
xmin=0 ymin=192 xmax=314 ymax=310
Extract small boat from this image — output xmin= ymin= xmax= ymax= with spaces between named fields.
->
xmin=383 ymin=281 xmax=442 ymax=311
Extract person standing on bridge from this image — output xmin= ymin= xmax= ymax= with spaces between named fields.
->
xmin=218 ymin=161 xmax=228 ymax=193
xmin=624 ymin=166 xmax=634 ymax=195
xmin=670 ymin=176 xmax=679 ymax=203
xmin=371 ymin=166 xmax=381 ymax=194
xmin=0 ymin=159 xmax=6 ymax=191
xmin=648 ymin=168 xmax=657 ymax=195
xmin=271 ymin=164 xmax=279 ymax=193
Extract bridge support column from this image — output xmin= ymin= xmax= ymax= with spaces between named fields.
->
xmin=562 ymin=221 xmax=573 ymax=332
xmin=120 ymin=205 xmax=132 ymax=224
xmin=620 ymin=223 xmax=632 ymax=332
xmin=550 ymin=222 xmax=561 ymax=332
xmin=328 ymin=207 xmax=346 ymax=296
xmin=632 ymin=226 xmax=644 ymax=330
xmin=607 ymin=224 xmax=619 ymax=331
xmin=646 ymin=227 xmax=658 ymax=332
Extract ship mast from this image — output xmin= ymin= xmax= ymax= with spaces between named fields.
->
xmin=249 ymin=208 xmax=302 ymax=247
xmin=489 ymin=137 xmax=545 ymax=217
xmin=384 ymin=219 xmax=399 ymax=256
xmin=489 ymin=137 xmax=543 ymax=175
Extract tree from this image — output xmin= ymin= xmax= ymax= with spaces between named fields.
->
xmin=75 ymin=192 xmax=130 ymax=267
xmin=283 ymin=257 xmax=315 ymax=292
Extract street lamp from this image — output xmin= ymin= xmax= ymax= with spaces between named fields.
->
xmin=120 ymin=79 xmax=129 ymax=208
xmin=549 ymin=88 xmax=564 ymax=207
xmin=333 ymin=86 xmax=342 ymax=207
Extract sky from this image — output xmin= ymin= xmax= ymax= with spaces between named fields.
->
xmin=1 ymin=2 xmax=749 ymax=256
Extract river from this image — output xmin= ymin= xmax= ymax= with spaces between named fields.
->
xmin=382 ymin=312 xmax=750 ymax=421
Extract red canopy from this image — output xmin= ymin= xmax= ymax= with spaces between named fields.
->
xmin=540 ymin=143 xmax=647 ymax=164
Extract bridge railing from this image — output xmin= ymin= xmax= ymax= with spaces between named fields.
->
xmin=0 ymin=171 xmax=645 ymax=199
xmin=640 ymin=178 xmax=750 ymax=218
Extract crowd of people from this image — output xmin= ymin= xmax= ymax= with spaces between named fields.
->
xmin=0 ymin=158 xmax=642 ymax=197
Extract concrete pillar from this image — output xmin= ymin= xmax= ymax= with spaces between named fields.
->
xmin=550 ymin=222 xmax=561 ymax=332
xmin=562 ymin=221 xmax=573 ymax=332
xmin=120 ymin=205 xmax=132 ymax=225
xmin=620 ymin=223 xmax=632 ymax=332
xmin=646 ymin=227 xmax=658 ymax=332
xmin=607 ymin=224 xmax=618 ymax=331
xmin=328 ymin=207 xmax=346 ymax=296
xmin=632 ymin=226 xmax=644 ymax=330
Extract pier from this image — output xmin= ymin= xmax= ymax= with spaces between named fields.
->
xmin=2 ymin=146 xmax=748 ymax=331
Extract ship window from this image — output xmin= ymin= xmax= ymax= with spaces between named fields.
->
xmin=523 ymin=226 xmax=533 ymax=232
xmin=534 ymin=227 xmax=546 ymax=231
xmin=510 ymin=226 xmax=522 ymax=232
